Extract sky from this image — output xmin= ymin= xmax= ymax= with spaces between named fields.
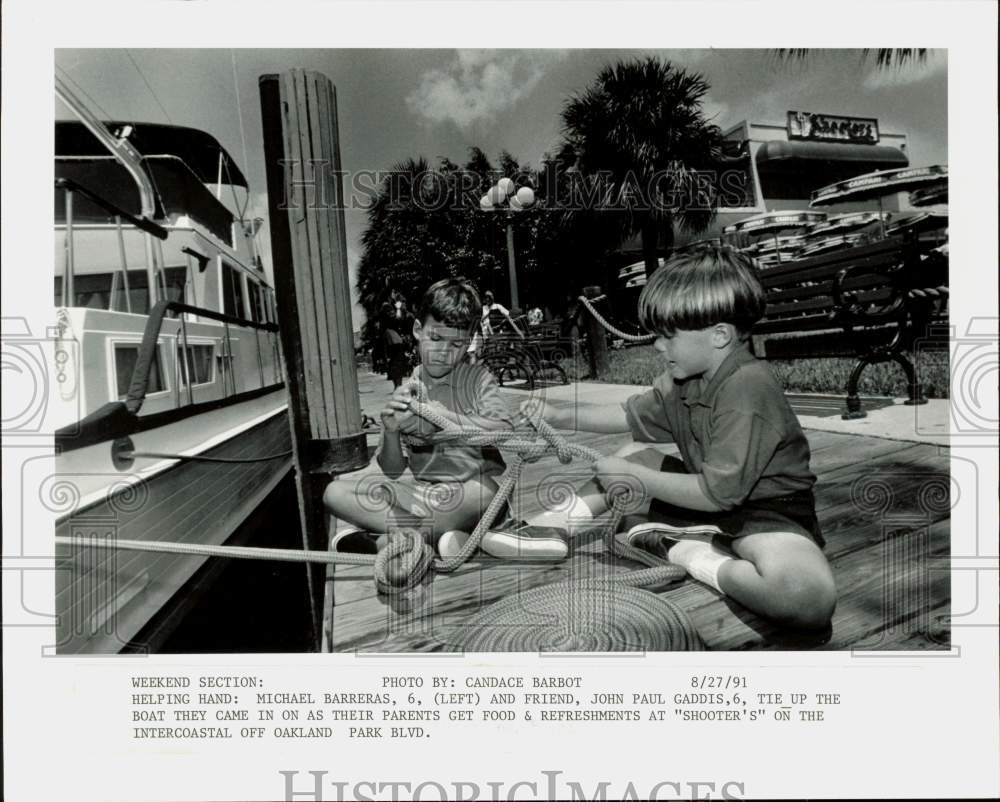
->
xmin=54 ymin=48 xmax=948 ymax=328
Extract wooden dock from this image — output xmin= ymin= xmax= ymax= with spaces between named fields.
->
xmin=327 ymin=423 xmax=950 ymax=652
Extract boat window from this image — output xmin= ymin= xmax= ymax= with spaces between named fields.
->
xmin=177 ymin=343 xmax=215 ymax=386
xmin=54 ymin=267 xmax=189 ymax=314
xmin=162 ymin=266 xmax=187 ymax=305
xmin=114 ymin=343 xmax=165 ymax=398
xmin=222 ymin=262 xmax=246 ymax=320
xmin=247 ymin=280 xmax=266 ymax=323
xmin=161 ymin=265 xmax=188 ymax=318
xmin=54 ymin=273 xmax=114 ymax=310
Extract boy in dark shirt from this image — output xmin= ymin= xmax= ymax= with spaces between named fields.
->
xmin=519 ymin=247 xmax=836 ymax=629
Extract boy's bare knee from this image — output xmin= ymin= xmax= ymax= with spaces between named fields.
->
xmin=772 ymin=571 xmax=837 ymax=629
xmin=323 ymin=481 xmax=345 ymax=511
xmin=419 ymin=483 xmax=496 ymax=535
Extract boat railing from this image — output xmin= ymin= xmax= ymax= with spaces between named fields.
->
xmin=56 ymin=177 xmax=168 ymax=313
xmin=54 ymin=299 xmax=282 ymax=453
xmin=125 ymin=300 xmax=280 ymax=416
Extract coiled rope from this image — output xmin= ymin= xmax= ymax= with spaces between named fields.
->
xmin=577 ymin=294 xmax=656 ymax=344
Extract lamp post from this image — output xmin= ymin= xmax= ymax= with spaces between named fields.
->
xmin=480 ymin=177 xmax=535 ymax=312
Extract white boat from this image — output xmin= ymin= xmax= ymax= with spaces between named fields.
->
xmin=53 ymin=77 xmax=291 ymax=653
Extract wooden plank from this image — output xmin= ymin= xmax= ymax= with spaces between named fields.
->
xmin=301 ymin=72 xmax=336 ymax=437
xmin=328 ymin=432 xmax=950 ymax=653
xmin=330 ymin=514 xmax=949 ymax=654
xmin=288 ymin=71 xmax=330 ymax=437
xmin=317 ymin=78 xmax=363 ymax=437
xmin=810 ymin=435 xmax=921 ymax=474
xmin=824 ymin=518 xmax=950 ymax=650
xmin=305 ymin=72 xmax=352 ymax=438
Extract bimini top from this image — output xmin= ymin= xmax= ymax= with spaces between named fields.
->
xmin=56 ymin=120 xmax=247 ymax=188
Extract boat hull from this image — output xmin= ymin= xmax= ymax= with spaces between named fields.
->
xmin=54 ymin=395 xmax=292 ymax=654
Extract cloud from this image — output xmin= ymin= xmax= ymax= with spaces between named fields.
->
xmin=863 ymin=51 xmax=947 ymax=90
xmin=701 ymin=95 xmax=730 ymax=127
xmin=407 ymin=50 xmax=568 ymax=128
xmin=647 ymin=48 xmax=713 ymax=66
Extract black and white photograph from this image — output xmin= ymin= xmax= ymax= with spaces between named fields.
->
xmin=46 ymin=45 xmax=954 ymax=654
xmin=2 ymin=2 xmax=998 ymax=801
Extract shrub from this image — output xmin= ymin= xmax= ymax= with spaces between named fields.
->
xmin=561 ymin=344 xmax=950 ymax=398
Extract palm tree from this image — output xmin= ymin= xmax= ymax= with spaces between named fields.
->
xmin=560 ymin=57 xmax=725 ymax=277
xmin=775 ymin=48 xmax=929 ymax=68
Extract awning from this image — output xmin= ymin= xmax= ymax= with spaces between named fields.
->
xmin=811 ymin=164 xmax=948 ymax=206
xmin=754 ymin=140 xmax=909 ymax=202
xmin=755 ymin=140 xmax=909 ymax=169
xmin=723 ymin=210 xmax=826 ymax=235
xmin=56 ymin=121 xmax=247 ymax=187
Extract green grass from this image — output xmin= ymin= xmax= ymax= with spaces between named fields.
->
xmin=561 ymin=344 xmax=950 ymax=398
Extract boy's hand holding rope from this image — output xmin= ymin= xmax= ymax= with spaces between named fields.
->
xmin=368 ymin=380 xmax=687 ymax=595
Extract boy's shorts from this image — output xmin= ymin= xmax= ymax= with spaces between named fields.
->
xmin=646 ymin=456 xmax=825 ymax=549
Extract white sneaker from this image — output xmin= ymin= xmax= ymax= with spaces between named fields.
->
xmin=482 ymin=519 xmax=569 ymax=560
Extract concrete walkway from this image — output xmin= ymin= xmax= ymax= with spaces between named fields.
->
xmin=355 ymin=370 xmax=950 ymax=447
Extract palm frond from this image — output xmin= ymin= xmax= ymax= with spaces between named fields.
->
xmin=774 ymin=48 xmax=929 ymax=69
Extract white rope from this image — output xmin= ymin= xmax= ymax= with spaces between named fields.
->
xmin=577 ymin=295 xmax=656 ymax=343
xmin=55 ymin=535 xmax=373 ymax=567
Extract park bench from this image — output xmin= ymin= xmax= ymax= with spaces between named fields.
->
xmin=479 ymin=319 xmax=570 ymax=390
xmin=752 ymin=232 xmax=949 ymax=418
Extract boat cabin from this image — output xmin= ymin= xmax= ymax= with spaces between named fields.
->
xmin=53 ymin=121 xmax=281 ymax=428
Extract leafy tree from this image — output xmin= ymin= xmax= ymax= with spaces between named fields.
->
xmin=560 ymin=57 xmax=726 ymax=277
xmin=356 ymin=151 xmax=514 ymax=353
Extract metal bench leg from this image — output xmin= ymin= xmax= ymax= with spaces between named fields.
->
xmin=844 ymin=351 xmax=927 ymax=419
xmin=894 ymin=352 xmax=928 ymax=406
xmin=843 ymin=357 xmax=870 ymax=419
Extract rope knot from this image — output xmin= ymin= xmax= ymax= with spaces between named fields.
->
xmin=372 ymin=529 xmax=434 ymax=594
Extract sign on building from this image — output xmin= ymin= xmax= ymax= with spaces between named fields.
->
xmin=787 ymin=111 xmax=880 ymax=145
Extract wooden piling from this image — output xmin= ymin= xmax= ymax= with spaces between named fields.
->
xmin=259 ymin=70 xmax=367 ymax=650
xmin=582 ymin=285 xmax=610 ymax=379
